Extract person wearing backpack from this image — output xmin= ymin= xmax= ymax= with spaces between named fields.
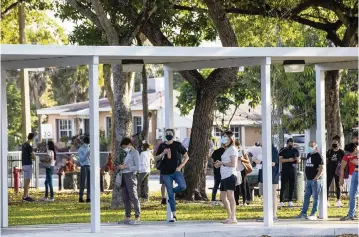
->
xmin=326 ymin=136 xmax=345 ymax=207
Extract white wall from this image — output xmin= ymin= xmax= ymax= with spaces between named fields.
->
xmin=148 ymin=77 xmax=164 ymax=92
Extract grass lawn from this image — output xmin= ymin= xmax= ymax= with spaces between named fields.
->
xmin=8 ymin=189 xmax=349 ymax=226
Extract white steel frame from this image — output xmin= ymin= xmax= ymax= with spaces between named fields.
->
xmin=0 ymin=45 xmax=357 ymax=232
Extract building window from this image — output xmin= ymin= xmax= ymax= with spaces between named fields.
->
xmin=213 ymin=127 xmax=222 ymax=137
xmin=133 ymin=117 xmax=142 ymax=134
xmin=230 ymin=125 xmax=240 ymax=140
xmin=59 ymin=120 xmax=72 ymax=139
xmin=106 ymin=117 xmax=112 ymax=138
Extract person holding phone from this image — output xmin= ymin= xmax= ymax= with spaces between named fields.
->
xmin=155 ymin=129 xmax=189 ymax=222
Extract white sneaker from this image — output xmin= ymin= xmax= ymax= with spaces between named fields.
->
xmin=335 ymin=200 xmax=343 ymax=207
xmin=212 ymin=201 xmax=217 ymax=206
xmin=288 ymin=202 xmax=294 ymax=207
xmin=40 ymin=197 xmax=48 ymax=202
xmin=306 ymin=215 xmax=317 ymax=220
xmin=280 ymin=202 xmax=284 ymax=207
xmin=47 ymin=198 xmax=55 ymax=202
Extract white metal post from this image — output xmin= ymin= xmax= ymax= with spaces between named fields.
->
xmin=164 ymin=68 xmax=174 ymax=221
xmin=241 ymin=126 xmax=246 ymax=147
xmin=261 ymin=57 xmax=273 ymax=227
xmin=315 ymin=66 xmax=327 ymax=219
xmin=164 ymin=69 xmax=174 ymax=129
xmin=89 ymin=56 xmax=101 ymax=232
xmin=1 ymin=70 xmax=8 ymax=228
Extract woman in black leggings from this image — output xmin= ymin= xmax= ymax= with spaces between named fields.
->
xmin=234 ymin=140 xmax=252 ymax=205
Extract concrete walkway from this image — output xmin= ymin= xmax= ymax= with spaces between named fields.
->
xmin=2 ymin=220 xmax=358 ymax=237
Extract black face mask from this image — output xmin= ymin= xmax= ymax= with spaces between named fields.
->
xmin=166 ymin=135 xmax=173 ymax=141
xmin=332 ymin=144 xmax=338 ymax=149
xmin=288 ymin=145 xmax=293 ymax=149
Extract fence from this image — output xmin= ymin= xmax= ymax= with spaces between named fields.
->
xmin=7 ymin=151 xmax=110 ymax=189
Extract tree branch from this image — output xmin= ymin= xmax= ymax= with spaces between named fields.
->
xmin=90 ymin=0 xmax=119 ymax=45
xmin=227 ymin=105 xmax=239 ymax=128
xmin=120 ymin=0 xmax=158 ymax=45
xmin=65 ymin=0 xmax=102 ymax=30
xmin=1 ymin=0 xmax=24 ymax=19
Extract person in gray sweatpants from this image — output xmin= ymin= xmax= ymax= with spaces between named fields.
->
xmin=78 ymin=136 xmax=91 ymax=202
xmin=117 ymin=137 xmax=141 ymax=224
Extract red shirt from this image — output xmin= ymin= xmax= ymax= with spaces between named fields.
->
xmin=342 ymin=154 xmax=358 ymax=175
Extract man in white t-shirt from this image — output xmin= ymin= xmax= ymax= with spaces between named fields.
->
xmin=138 ymin=143 xmax=153 ymax=202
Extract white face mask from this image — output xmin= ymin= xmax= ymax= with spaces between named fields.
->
xmin=221 ymin=137 xmax=228 ymax=144
xmin=123 ymin=147 xmax=130 ymax=153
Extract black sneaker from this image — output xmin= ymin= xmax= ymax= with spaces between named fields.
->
xmin=22 ymin=197 xmax=35 ymax=202
xmin=340 ymin=215 xmax=354 ymax=221
xmin=79 ymin=198 xmax=85 ymax=203
xmin=161 ymin=198 xmax=166 ymax=205
xmin=169 ymin=216 xmax=177 ymax=223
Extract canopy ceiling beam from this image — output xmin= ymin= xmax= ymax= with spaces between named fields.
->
xmin=1 ymin=56 xmax=94 ymax=70
xmin=315 ymin=61 xmax=358 ymax=71
xmin=164 ymin=57 xmax=269 ymax=71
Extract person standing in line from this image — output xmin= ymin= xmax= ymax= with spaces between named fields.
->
xmin=40 ymin=141 xmax=56 ymax=202
xmin=137 ymin=143 xmax=153 ymax=202
xmin=214 ymin=131 xmax=238 ymax=224
xmin=326 ymin=136 xmax=345 ymax=207
xmin=342 ymin=143 xmax=357 ymax=197
xmin=340 ymin=143 xmax=358 ymax=221
xmin=256 ymin=144 xmax=280 ymax=222
xmin=155 ymin=129 xmax=189 ymax=222
xmin=234 ymin=140 xmax=251 ymax=206
xmin=211 ymin=143 xmax=225 ymax=206
xmin=279 ymin=138 xmax=300 ymax=207
xmin=21 ymin=133 xmax=36 ymax=202
xmin=296 ymin=141 xmax=323 ymax=220
xmin=154 ymin=142 xmax=167 ymax=205
xmin=78 ymin=136 xmax=90 ymax=203
xmin=117 ymin=138 xmax=141 ymax=224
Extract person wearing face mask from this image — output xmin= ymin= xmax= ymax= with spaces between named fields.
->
xmin=326 ymin=135 xmax=345 ymax=207
xmin=117 ymin=137 xmax=141 ymax=225
xmin=137 ymin=143 xmax=153 ymax=202
xmin=279 ymin=138 xmax=300 ymax=207
xmin=296 ymin=141 xmax=323 ymax=220
xmin=340 ymin=143 xmax=358 ymax=221
xmin=155 ymin=129 xmax=189 ymax=222
xmin=214 ymin=131 xmax=238 ymax=224
xmin=78 ymin=136 xmax=91 ymax=203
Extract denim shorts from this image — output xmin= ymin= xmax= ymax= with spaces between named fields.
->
xmin=23 ymin=165 xmax=32 ymax=180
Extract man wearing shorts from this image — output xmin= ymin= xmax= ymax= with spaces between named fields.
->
xmin=22 ymin=133 xmax=35 ymax=202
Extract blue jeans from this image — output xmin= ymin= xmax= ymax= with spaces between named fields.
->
xmin=348 ymin=171 xmax=358 ymax=218
xmin=162 ymin=171 xmax=187 ymax=212
xmin=45 ymin=166 xmax=54 ymax=198
xmin=300 ymin=179 xmax=322 ymax=216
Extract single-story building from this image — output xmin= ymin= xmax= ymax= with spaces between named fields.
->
xmin=37 ymin=77 xmax=262 ymax=147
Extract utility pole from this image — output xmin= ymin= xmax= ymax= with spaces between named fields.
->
xmin=19 ymin=3 xmax=31 ymax=141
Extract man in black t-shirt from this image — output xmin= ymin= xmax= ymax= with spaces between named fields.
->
xmin=21 ymin=133 xmax=36 ymax=202
xmin=326 ymin=136 xmax=345 ymax=207
xmin=279 ymin=138 xmax=300 ymax=207
xmin=297 ymin=141 xmax=323 ymax=220
xmin=211 ymin=146 xmax=225 ymax=205
xmin=155 ymin=129 xmax=189 ymax=222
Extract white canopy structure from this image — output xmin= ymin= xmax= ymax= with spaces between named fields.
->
xmin=1 ymin=44 xmax=358 ymax=232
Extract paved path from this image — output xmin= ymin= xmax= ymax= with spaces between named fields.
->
xmin=2 ymin=220 xmax=358 ymax=237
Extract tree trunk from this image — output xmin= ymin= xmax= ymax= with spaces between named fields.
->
xmin=103 ymin=64 xmax=116 ymax=153
xmin=182 ymin=89 xmax=217 ymax=200
xmin=141 ymin=65 xmax=149 ymax=142
xmin=111 ymin=65 xmax=133 ymax=208
xmin=325 ymin=70 xmax=344 ymax=148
